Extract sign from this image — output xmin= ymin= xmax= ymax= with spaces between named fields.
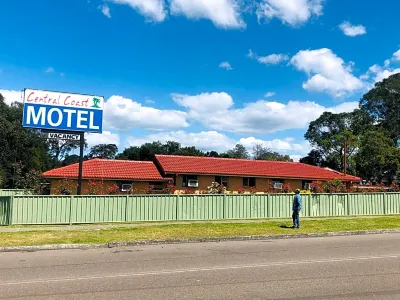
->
xmin=22 ymin=89 xmax=104 ymax=133
xmin=45 ymin=132 xmax=80 ymax=141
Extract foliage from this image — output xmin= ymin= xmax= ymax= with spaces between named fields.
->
xmin=143 ymin=185 xmax=155 ymax=194
xmin=163 ymin=181 xmax=176 ymax=194
xmin=299 ymin=150 xmax=326 ymax=167
xmin=181 ymin=189 xmax=195 ymax=194
xmin=47 ymin=139 xmax=87 ymax=163
xmin=355 ymin=129 xmax=400 ymax=183
xmin=87 ymin=144 xmax=118 ymax=159
xmin=54 ymin=179 xmax=77 ymax=195
xmin=253 ymin=144 xmax=292 ymax=162
xmin=360 ymin=73 xmax=400 ymax=142
xmin=304 ymin=110 xmax=372 ymax=174
xmin=310 ymin=179 xmax=347 ymax=193
xmin=84 ymin=180 xmax=104 ymax=195
xmin=0 ymin=96 xmax=52 ymax=188
xmin=222 ymin=144 xmax=249 ymax=159
xmin=207 ymin=182 xmax=226 ymax=194
xmin=106 ymin=184 xmax=120 ymax=195
xmin=62 ymin=154 xmax=80 ymax=166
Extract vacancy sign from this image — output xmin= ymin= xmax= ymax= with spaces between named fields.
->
xmin=46 ymin=132 xmax=80 ymax=140
xmin=22 ymin=89 xmax=104 ymax=133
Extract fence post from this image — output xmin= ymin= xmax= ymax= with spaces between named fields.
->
xmin=176 ymin=194 xmax=179 ymax=221
xmin=69 ymin=195 xmax=73 ymax=225
xmin=125 ymin=194 xmax=129 ymax=222
xmin=9 ymin=196 xmax=14 ymax=226
xmin=223 ymin=194 xmax=226 ymax=219
xmin=383 ymin=193 xmax=387 ymax=215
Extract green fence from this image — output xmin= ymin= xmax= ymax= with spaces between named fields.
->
xmin=0 ymin=189 xmax=31 ymax=196
xmin=1 ymin=193 xmax=400 ymax=225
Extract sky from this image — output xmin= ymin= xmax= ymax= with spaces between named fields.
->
xmin=1 ymin=0 xmax=400 ymax=161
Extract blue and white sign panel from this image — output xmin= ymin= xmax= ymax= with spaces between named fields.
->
xmin=22 ymin=89 xmax=104 ymax=133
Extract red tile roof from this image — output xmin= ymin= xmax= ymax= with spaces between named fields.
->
xmin=155 ymin=155 xmax=360 ymax=182
xmin=43 ymin=159 xmax=167 ymax=181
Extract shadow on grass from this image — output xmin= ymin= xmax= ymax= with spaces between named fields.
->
xmin=279 ymin=225 xmax=294 ymax=229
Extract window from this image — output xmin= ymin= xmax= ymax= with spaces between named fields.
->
xmin=182 ymin=175 xmax=198 ymax=187
xmin=215 ymin=176 xmax=229 ymax=187
xmin=243 ymin=177 xmax=256 ymax=188
xmin=302 ymin=180 xmax=312 ymax=190
xmin=117 ymin=181 xmax=133 ymax=192
xmin=271 ymin=179 xmax=284 ymax=189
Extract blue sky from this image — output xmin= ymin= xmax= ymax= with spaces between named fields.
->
xmin=1 ymin=0 xmax=400 ymax=160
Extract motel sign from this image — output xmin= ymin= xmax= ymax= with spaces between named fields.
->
xmin=22 ymin=89 xmax=104 ymax=133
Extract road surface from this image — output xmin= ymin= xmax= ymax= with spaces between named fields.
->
xmin=1 ymin=233 xmax=400 ymax=299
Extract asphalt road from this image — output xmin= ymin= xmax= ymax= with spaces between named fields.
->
xmin=1 ymin=233 xmax=400 ymax=299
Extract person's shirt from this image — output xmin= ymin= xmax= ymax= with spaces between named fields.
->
xmin=293 ymin=194 xmax=302 ymax=211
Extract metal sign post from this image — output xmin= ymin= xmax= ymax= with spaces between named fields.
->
xmin=77 ymin=132 xmax=85 ymax=195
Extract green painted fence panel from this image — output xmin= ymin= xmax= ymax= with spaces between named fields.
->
xmin=310 ymin=194 xmax=348 ymax=217
xmin=269 ymin=194 xmax=292 ymax=218
xmin=178 ymin=195 xmax=223 ymax=220
xmin=0 ymin=197 xmax=10 ymax=225
xmin=385 ymin=193 xmax=400 ymax=214
xmin=127 ymin=195 xmax=177 ymax=221
xmin=225 ymin=195 xmax=253 ymax=219
xmin=348 ymin=194 xmax=385 ymax=215
xmin=250 ymin=195 xmax=268 ymax=219
xmin=12 ymin=196 xmax=71 ymax=224
xmin=71 ymin=196 xmax=127 ymax=223
xmin=0 ymin=190 xmax=31 ymax=196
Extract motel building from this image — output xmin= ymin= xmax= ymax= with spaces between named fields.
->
xmin=43 ymin=155 xmax=360 ymax=195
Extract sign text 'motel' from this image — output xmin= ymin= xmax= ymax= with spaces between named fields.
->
xmin=22 ymin=89 xmax=104 ymax=133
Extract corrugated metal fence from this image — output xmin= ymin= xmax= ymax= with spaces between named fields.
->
xmin=0 ymin=193 xmax=399 ymax=225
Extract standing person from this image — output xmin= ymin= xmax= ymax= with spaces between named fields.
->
xmin=292 ymin=189 xmax=302 ymax=229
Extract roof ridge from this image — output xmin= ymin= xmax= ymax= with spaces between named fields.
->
xmin=155 ymin=154 xmax=298 ymax=164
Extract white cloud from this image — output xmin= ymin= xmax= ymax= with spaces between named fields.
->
xmin=256 ymin=0 xmax=324 ymax=27
xmin=248 ymin=49 xmax=289 ymax=65
xmin=0 ymin=89 xmax=22 ymax=105
xmin=172 ymin=92 xmax=358 ymax=134
xmin=127 ymin=130 xmax=235 ymax=152
xmin=391 ymin=49 xmax=400 ymax=62
xmin=290 ymin=48 xmax=365 ymax=97
xmin=366 ymin=64 xmax=400 ymax=84
xmin=339 ymin=21 xmax=366 ymax=37
xmin=45 ymin=67 xmax=55 ymax=73
xmin=219 ymin=61 xmax=233 ymax=70
xmin=86 ymin=131 xmax=120 ymax=147
xmin=99 ymin=4 xmax=112 ymax=18
xmin=104 ymin=95 xmax=188 ymax=131
xmin=126 ymin=130 xmax=311 ymax=158
xmin=257 ymin=53 xmax=289 ymax=65
xmin=169 ymin=0 xmax=245 ymax=29
xmin=112 ymin=0 xmax=166 ymax=22
xmin=265 ymin=92 xmax=275 ymax=98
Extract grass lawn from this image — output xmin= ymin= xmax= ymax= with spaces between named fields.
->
xmin=1 ymin=217 xmax=400 ymax=247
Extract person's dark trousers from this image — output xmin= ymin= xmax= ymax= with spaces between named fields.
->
xmin=292 ymin=210 xmax=300 ymax=228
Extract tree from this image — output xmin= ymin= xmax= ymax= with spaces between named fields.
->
xmin=62 ymin=154 xmax=80 ymax=166
xmin=139 ymin=142 xmax=165 ymax=161
xmin=252 ymin=144 xmax=292 ymax=162
xmin=299 ymin=150 xmax=325 ymax=166
xmin=0 ymin=94 xmax=52 ymax=188
xmin=355 ymin=130 xmax=400 ymax=183
xmin=205 ymin=151 xmax=220 ymax=157
xmin=47 ymin=139 xmax=87 ymax=164
xmin=360 ymin=73 xmax=400 ymax=142
xmin=116 ymin=146 xmax=140 ymax=161
xmin=223 ymin=144 xmax=249 ymax=159
xmin=175 ymin=146 xmax=204 ymax=157
xmin=304 ymin=110 xmax=372 ymax=173
xmin=87 ymin=144 xmax=118 ymax=159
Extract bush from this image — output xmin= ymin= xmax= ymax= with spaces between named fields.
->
xmin=55 ymin=179 xmax=77 ymax=195
xmin=84 ymin=180 xmax=103 ymax=195
xmin=207 ymin=182 xmax=226 ymax=194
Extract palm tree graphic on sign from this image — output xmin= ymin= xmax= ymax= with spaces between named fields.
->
xmin=91 ymin=97 xmax=101 ymax=108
